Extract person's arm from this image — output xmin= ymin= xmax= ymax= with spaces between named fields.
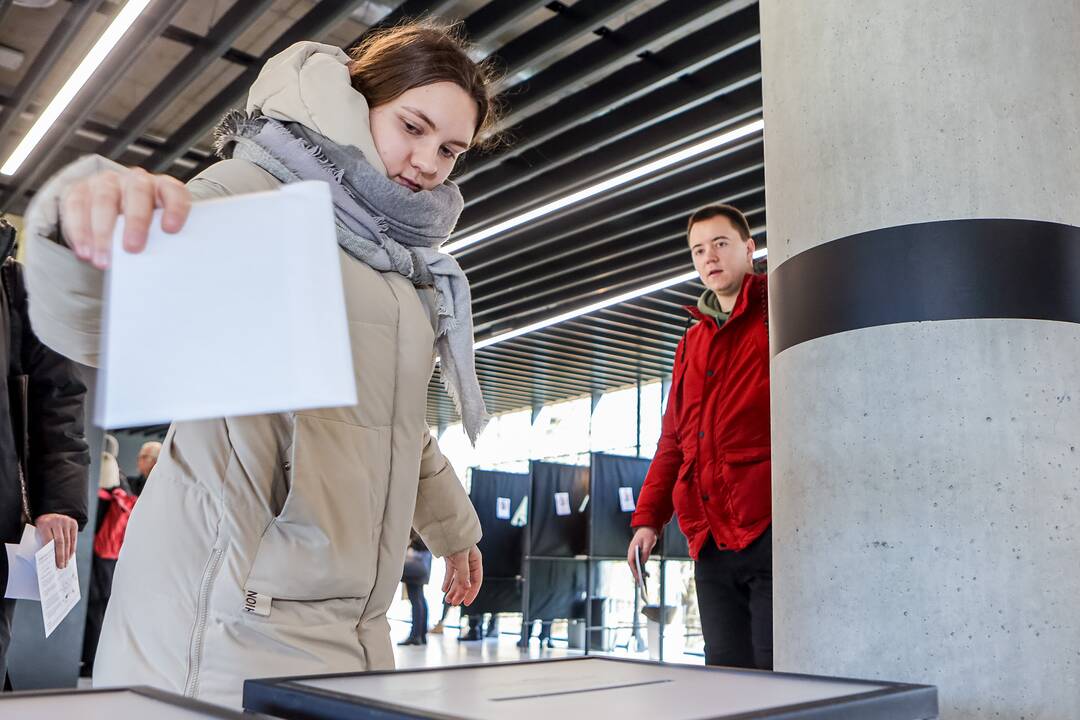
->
xmin=414 ymin=429 xmax=482 ymax=606
xmin=0 ymin=546 xmax=7 ymax=599
xmin=94 ymin=490 xmax=112 ymax=535
xmin=22 ymin=155 xmax=271 ymax=367
xmin=23 ymin=155 xmax=135 ymax=367
xmin=627 ymin=340 xmax=685 ymax=580
xmin=632 ymin=352 xmax=684 ymax=532
xmin=10 ymin=261 xmax=91 ymax=568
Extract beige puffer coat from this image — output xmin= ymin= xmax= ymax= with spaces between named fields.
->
xmin=22 ymin=42 xmax=481 ymax=708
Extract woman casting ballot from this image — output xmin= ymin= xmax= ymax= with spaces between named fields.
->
xmin=21 ymin=21 xmax=496 ymax=708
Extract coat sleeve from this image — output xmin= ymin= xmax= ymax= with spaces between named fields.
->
xmin=413 ymin=429 xmax=481 ymax=558
xmin=13 ymin=263 xmax=91 ymax=529
xmin=22 ymin=155 xmax=276 ymax=366
xmin=631 ymin=340 xmax=685 ymax=531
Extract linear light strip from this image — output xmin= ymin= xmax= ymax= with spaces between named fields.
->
xmin=475 ymin=247 xmax=768 ymax=350
xmin=444 ymin=118 xmax=765 ymax=254
xmin=1 ymin=0 xmax=154 ymax=176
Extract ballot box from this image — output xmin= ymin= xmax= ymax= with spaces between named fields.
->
xmin=0 ymin=686 xmax=254 ymax=719
xmin=243 ymin=656 xmax=938 ymax=720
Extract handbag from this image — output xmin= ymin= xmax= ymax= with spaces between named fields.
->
xmin=401 ymin=546 xmax=432 ymax=584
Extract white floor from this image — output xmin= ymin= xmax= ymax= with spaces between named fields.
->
xmin=75 ymin=608 xmax=698 ymax=691
xmin=387 ymin=617 xmax=704 ymax=669
xmin=390 ymin=622 xmax=578 ymax=669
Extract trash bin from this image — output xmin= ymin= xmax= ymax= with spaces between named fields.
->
xmin=567 ymin=619 xmax=586 ymax=649
xmin=641 ymin=604 xmax=677 ymax=660
xmin=588 ymin=597 xmax=612 ymax=651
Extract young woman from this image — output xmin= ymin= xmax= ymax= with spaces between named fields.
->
xmin=22 ymin=22 xmax=496 ymax=708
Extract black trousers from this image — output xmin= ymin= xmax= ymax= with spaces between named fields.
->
xmin=695 ymin=526 xmax=773 ymax=669
xmin=405 ymin=583 xmax=427 ymax=640
xmin=0 ymin=598 xmax=15 ymax=690
xmin=82 ymin=556 xmax=118 ymax=676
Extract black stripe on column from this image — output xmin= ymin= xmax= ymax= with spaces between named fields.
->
xmin=770 ymin=219 xmax=1080 ymax=356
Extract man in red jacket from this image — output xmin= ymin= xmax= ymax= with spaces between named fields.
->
xmin=628 ymin=204 xmax=772 ymax=669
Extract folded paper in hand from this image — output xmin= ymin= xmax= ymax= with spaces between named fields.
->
xmin=3 ymin=525 xmax=81 ymax=637
xmin=96 ymin=182 xmax=357 ymax=427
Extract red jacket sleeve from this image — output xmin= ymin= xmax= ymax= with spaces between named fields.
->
xmin=631 ymin=342 xmax=684 ymax=530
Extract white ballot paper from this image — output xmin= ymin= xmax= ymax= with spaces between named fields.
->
xmin=4 ymin=524 xmax=41 ymax=600
xmin=554 ymin=491 xmax=571 ymax=516
xmin=495 ymin=497 xmax=511 ymax=520
xmin=36 ymin=540 xmax=80 ymax=637
xmin=3 ymin=525 xmax=80 ymax=637
xmin=96 ymin=181 xmax=357 ymax=427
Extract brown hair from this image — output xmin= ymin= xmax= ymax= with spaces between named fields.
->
xmin=686 ymin=203 xmax=752 ymax=240
xmin=347 ymin=20 xmax=501 ymax=147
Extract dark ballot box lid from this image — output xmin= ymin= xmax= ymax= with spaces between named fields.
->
xmin=243 ymin=656 xmax=938 ymax=720
xmin=0 ymin=685 xmax=258 ymax=719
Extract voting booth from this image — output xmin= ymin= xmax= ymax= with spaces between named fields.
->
xmin=0 ymin=686 xmax=252 ymax=719
xmin=466 ymin=469 xmax=530 ymax=616
xmin=527 ymin=461 xmax=589 ymax=558
xmin=587 ymin=452 xmax=690 ymax=559
xmin=584 ymin=453 xmax=690 ymax=654
xmin=242 ymin=656 xmax=940 ymax=720
xmin=463 ymin=455 xmax=698 ymax=654
xmin=520 ymin=461 xmax=591 ymax=632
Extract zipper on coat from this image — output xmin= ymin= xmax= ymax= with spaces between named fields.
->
xmin=184 ymin=548 xmax=223 ymax=698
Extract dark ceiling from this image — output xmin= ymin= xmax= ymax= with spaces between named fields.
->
xmin=0 ymin=0 xmax=765 ymax=427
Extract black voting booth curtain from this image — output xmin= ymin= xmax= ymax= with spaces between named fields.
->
xmin=589 ymin=453 xmax=649 ymax=558
xmin=528 ymin=461 xmax=590 ymax=557
xmin=471 ymin=469 xmax=529 ymax=576
xmin=467 ymin=469 xmax=529 ymax=615
xmin=526 ymin=559 xmax=587 ymax=621
xmin=524 ymin=462 xmax=590 ymax=621
xmin=588 ymin=453 xmax=691 ymax=559
xmin=468 ymin=577 xmax=521 ymax=617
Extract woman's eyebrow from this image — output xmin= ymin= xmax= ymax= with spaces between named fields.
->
xmin=404 ymin=106 xmax=470 ymax=150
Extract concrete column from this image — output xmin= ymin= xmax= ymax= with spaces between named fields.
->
xmin=762 ymin=2 xmax=1080 ymax=718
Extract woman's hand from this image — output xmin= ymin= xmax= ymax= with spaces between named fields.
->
xmin=59 ymin=166 xmax=191 ymax=269
xmin=442 ymin=544 xmax=483 ymax=607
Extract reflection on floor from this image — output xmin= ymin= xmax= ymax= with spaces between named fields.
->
xmin=388 ymin=619 xmax=704 ymax=669
xmin=390 ymin=620 xmax=578 ymax=669
xmin=75 ymin=617 xmax=699 ymax=692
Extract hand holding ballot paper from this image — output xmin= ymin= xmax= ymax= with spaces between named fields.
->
xmin=73 ymin=177 xmax=357 ymax=426
xmin=628 ymin=524 xmax=659 ymax=585
xmin=3 ymin=524 xmax=81 ymax=637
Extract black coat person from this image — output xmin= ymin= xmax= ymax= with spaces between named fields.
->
xmin=399 ymin=532 xmax=432 ymax=646
xmin=0 ymin=220 xmax=90 ymax=684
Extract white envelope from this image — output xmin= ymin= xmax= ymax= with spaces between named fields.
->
xmin=96 ymin=182 xmax=357 ymax=427
xmin=3 ymin=525 xmax=40 ymax=600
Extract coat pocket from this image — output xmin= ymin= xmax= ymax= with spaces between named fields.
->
xmin=723 ymin=447 xmax=772 ymax=528
xmin=670 ymin=460 xmax=697 ymax=520
xmin=244 ymin=414 xmax=391 ymax=602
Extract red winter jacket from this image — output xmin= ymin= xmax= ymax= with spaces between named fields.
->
xmin=93 ymin=486 xmax=137 ymax=560
xmin=632 ymin=273 xmax=771 ymax=559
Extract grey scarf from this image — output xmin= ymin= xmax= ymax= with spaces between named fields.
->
xmin=213 ymin=111 xmax=489 ymax=443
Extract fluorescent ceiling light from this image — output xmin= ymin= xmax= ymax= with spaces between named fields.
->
xmin=475 ymin=247 xmax=768 ymax=350
xmin=1 ymin=0 xmax=153 ymax=176
xmin=445 ymin=118 xmax=765 ymax=254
